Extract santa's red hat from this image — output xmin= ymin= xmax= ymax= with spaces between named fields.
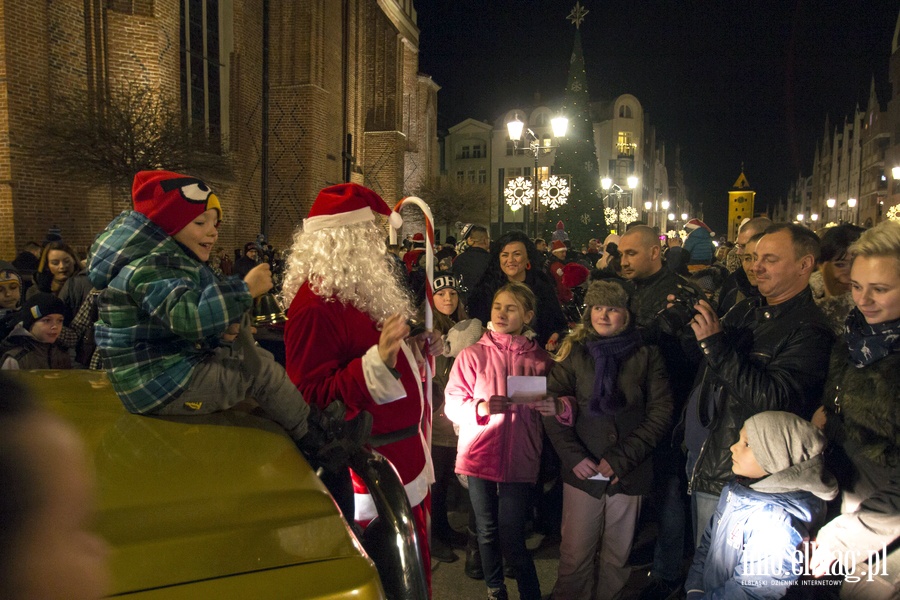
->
xmin=551 ymin=240 xmax=566 ymax=253
xmin=132 ymin=170 xmax=222 ymax=236
xmin=685 ymin=218 xmax=714 ymax=236
xmin=303 ymin=183 xmax=402 ymax=233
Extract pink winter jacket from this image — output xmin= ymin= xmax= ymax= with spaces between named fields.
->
xmin=444 ymin=330 xmax=554 ymax=483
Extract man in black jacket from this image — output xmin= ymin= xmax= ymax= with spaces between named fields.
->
xmin=619 ymin=226 xmax=705 ymax=599
xmin=683 ymin=223 xmax=834 ymax=546
xmin=451 ymin=225 xmax=490 ymax=297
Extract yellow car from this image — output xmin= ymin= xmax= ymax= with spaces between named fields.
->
xmin=14 ymin=370 xmax=386 ymax=599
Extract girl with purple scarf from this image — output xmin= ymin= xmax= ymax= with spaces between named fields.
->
xmin=543 ymin=280 xmax=674 ymax=600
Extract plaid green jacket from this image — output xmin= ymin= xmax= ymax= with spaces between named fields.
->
xmin=88 ymin=211 xmax=252 ymax=414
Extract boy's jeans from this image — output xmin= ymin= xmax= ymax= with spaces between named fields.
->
xmin=157 ymin=341 xmax=309 ymax=441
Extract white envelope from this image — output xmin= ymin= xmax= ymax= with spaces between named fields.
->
xmin=506 ymin=375 xmax=547 ymax=403
xmin=588 ymin=472 xmax=611 ymax=481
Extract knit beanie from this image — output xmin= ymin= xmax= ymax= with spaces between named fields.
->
xmin=744 ymin=411 xmax=827 ymax=474
xmin=556 ymin=220 xmax=565 ymax=230
xmin=0 ymin=261 xmax=21 ymax=287
xmin=22 ymin=293 xmax=66 ymax=330
xmin=745 ymin=411 xmax=838 ymax=500
xmin=132 ymin=170 xmax=222 ymax=236
xmin=433 ymin=272 xmax=459 ymax=293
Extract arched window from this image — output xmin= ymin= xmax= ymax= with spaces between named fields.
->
xmin=618 ymin=105 xmax=633 ymax=119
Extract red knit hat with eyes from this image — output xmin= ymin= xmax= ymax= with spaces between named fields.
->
xmin=132 ymin=170 xmax=222 ymax=236
xmin=304 ymin=183 xmax=402 ymax=233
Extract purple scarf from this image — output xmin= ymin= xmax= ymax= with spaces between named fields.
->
xmin=586 ymin=328 xmax=641 ymax=416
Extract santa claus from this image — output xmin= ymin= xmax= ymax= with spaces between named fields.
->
xmin=280 ymin=183 xmax=437 ymax=575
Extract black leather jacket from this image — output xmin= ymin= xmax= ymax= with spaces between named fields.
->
xmin=686 ymin=286 xmax=834 ymax=496
xmin=625 ymin=268 xmax=704 ymax=413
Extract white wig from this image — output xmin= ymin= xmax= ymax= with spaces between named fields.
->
xmin=280 ymin=220 xmax=415 ymax=324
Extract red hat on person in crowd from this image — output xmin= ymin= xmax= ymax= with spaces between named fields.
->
xmin=132 ymin=170 xmax=223 ymax=236
xmin=556 ymin=221 xmax=565 ymax=230
xmin=304 ymin=183 xmax=402 ymax=233
xmin=551 ymin=240 xmax=567 ymax=253
xmin=684 ymin=218 xmax=715 ymax=236
xmin=411 ymin=233 xmax=426 ymax=247
xmin=562 ymin=262 xmax=590 ymax=288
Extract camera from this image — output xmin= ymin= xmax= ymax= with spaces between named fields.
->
xmin=655 ymin=283 xmax=703 ymax=335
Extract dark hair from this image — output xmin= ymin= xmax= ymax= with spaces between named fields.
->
xmin=464 ymin=224 xmax=488 ymax=241
xmin=36 ymin=240 xmax=80 ymax=273
xmin=764 ymin=223 xmax=821 ymax=262
xmin=0 ymin=374 xmax=41 ymax=591
xmin=477 ymin=230 xmax=549 ymax=290
xmin=819 ymin=224 xmax=865 ymax=264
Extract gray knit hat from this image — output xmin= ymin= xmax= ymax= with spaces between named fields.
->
xmin=744 ymin=411 xmax=838 ymax=500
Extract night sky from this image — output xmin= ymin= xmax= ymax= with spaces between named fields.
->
xmin=414 ymin=0 xmax=898 ymax=233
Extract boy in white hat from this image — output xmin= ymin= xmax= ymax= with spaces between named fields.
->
xmin=685 ymin=411 xmax=838 ymax=598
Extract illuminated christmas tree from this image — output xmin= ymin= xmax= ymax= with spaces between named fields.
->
xmin=551 ymin=2 xmax=610 ymax=245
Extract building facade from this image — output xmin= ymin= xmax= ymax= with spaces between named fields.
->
xmin=442 ymin=93 xmax=693 ymax=241
xmin=0 ymin=0 xmax=438 ymax=258
xmin=774 ymin=8 xmax=900 ymax=229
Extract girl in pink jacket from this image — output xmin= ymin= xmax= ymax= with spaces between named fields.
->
xmin=445 ymin=282 xmax=563 ymax=600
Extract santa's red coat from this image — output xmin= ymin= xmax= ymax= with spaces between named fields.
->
xmin=284 ymin=282 xmax=431 ymax=521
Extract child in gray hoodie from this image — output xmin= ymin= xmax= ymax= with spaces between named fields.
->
xmin=685 ymin=411 xmax=838 ymax=598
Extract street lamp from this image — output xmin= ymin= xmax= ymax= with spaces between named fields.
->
xmin=660 ymin=200 xmax=670 ymax=231
xmin=847 ymin=198 xmax=857 ymax=225
xmin=602 ymin=175 xmax=638 ymax=234
xmin=506 ymin=113 xmax=569 ymax=237
xmin=826 ymin=198 xmax=836 ymax=223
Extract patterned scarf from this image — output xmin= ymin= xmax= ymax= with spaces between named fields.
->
xmin=586 ymin=328 xmax=641 ymax=416
xmin=844 ymin=308 xmax=900 ymax=368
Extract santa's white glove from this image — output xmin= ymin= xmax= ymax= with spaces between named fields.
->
xmin=444 ymin=318 xmax=484 ymax=358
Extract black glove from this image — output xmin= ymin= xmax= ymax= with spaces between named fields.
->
xmin=297 ymin=401 xmax=372 ymax=474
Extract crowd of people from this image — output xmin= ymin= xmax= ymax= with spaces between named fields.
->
xmin=2 ymin=171 xmax=899 ymax=600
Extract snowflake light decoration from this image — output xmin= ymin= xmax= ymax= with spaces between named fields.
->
xmin=580 ymin=213 xmax=591 ymax=225
xmin=620 ymin=206 xmax=639 ymax=224
xmin=583 ymin=161 xmax=594 ymax=173
xmin=887 ymin=203 xmax=900 ymax=223
xmin=538 ymin=176 xmax=570 ymax=209
xmin=604 ymin=206 xmax=640 ymax=226
xmin=504 ymin=177 xmax=533 ymax=211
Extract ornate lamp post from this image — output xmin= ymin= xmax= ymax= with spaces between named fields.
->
xmin=826 ymin=198 xmax=836 ymax=224
xmin=506 ymin=113 xmax=568 ymax=237
xmin=847 ymin=197 xmax=858 ymax=225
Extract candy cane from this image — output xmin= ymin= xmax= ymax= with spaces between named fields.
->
xmin=389 ymin=196 xmax=434 ymax=420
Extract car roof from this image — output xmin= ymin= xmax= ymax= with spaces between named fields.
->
xmin=11 ymin=370 xmax=365 ymax=595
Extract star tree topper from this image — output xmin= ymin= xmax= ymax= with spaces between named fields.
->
xmin=567 ymin=2 xmax=589 ymax=29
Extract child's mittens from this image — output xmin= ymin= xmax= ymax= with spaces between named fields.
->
xmin=443 ymin=318 xmax=483 ymax=358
